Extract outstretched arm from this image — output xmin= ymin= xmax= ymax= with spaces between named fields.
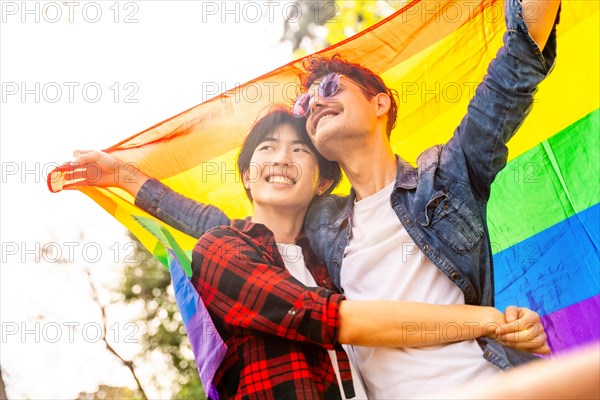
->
xmin=338 ymin=301 xmax=503 ymax=347
xmin=194 ymin=227 xmax=548 ymax=352
xmin=57 ymin=150 xmax=230 ymax=238
xmin=447 ymin=0 xmax=560 ymax=199
xmin=338 ymin=301 xmax=549 ymax=353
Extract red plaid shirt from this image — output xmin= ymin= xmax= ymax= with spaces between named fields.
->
xmin=191 ymin=219 xmax=355 ymax=400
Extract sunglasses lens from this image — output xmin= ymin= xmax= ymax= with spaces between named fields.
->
xmin=292 ymin=92 xmax=310 ymax=118
xmin=319 ymin=73 xmax=340 ymax=98
xmin=292 ymin=73 xmax=341 ymax=118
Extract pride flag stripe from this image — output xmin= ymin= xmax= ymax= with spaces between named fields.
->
xmin=494 ymin=203 xmax=599 ymax=315
xmin=488 ymin=109 xmax=600 ymax=253
xmin=170 ymin=251 xmax=226 ymax=400
xmin=541 ymin=294 xmax=600 ymax=353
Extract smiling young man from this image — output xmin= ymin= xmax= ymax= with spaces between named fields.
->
xmin=63 ymin=0 xmax=560 ymax=397
xmin=286 ymin=0 xmax=561 ymax=397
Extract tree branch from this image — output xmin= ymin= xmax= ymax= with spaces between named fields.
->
xmin=85 ymin=268 xmax=148 ymax=400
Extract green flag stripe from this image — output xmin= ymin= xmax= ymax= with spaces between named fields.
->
xmin=488 ymin=108 xmax=600 ymax=253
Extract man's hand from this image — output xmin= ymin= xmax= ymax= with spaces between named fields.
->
xmin=496 ymin=306 xmax=550 ymax=354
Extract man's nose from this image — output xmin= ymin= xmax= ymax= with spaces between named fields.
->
xmin=308 ymin=88 xmax=325 ymax=115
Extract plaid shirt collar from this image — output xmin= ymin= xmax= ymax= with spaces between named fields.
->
xmin=220 ymin=218 xmax=355 ymax=398
xmin=232 ymin=218 xmax=337 ymax=291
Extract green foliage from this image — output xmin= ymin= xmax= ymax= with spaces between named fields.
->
xmin=282 ymin=0 xmax=337 ymax=57
xmin=120 ymin=232 xmax=206 ymax=399
xmin=76 ymin=384 xmax=138 ymax=400
xmin=287 ymin=0 xmax=401 ymax=57
xmin=326 ymin=1 xmax=398 ymax=46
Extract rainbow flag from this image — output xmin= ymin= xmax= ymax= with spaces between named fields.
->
xmin=132 ymin=216 xmax=226 ymax=399
xmin=50 ymin=0 xmax=599 ymax=388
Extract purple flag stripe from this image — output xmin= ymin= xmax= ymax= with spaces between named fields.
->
xmin=186 ymin=306 xmax=228 ymax=400
xmin=541 ymin=294 xmax=600 ymax=353
xmin=169 ymin=252 xmax=227 ymax=399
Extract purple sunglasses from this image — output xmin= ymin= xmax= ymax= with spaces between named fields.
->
xmin=292 ymin=73 xmax=377 ymax=118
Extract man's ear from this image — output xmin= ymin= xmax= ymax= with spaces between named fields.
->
xmin=374 ymin=92 xmax=391 ymax=117
xmin=317 ymin=178 xmax=334 ymax=195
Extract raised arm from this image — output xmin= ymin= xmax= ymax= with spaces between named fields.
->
xmin=447 ymin=0 xmax=560 ymax=199
xmin=59 ymin=150 xmax=230 ymax=238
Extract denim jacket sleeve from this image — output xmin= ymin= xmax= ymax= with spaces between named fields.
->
xmin=135 ymin=178 xmax=231 ymax=238
xmin=447 ymin=0 xmax=558 ymax=200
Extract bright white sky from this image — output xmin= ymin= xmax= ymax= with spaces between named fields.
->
xmin=0 ymin=1 xmax=297 ymax=397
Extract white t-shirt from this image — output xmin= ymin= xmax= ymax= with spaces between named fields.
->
xmin=276 ymin=243 xmax=368 ymax=400
xmin=341 ymin=182 xmax=499 ymax=399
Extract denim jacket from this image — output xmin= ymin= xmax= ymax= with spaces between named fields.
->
xmin=136 ymin=0 xmax=558 ymax=370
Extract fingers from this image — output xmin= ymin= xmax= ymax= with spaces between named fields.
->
xmin=497 ymin=307 xmax=540 ymax=335
xmin=49 ymin=150 xmax=106 ymax=191
xmin=72 ymin=149 xmax=101 ymax=164
xmin=504 ymin=305 xmax=520 ymax=323
xmin=48 ymin=164 xmax=91 ymax=191
xmin=63 ymin=166 xmax=95 ymax=187
xmin=65 ymin=167 xmax=90 ymax=182
xmin=48 ymin=150 xmax=123 ymax=192
xmin=494 ymin=306 xmax=551 ymax=355
xmin=498 ymin=324 xmax=545 ymax=345
xmin=498 ymin=329 xmax=550 ymax=354
xmin=496 ymin=320 xmax=522 ymax=335
xmin=72 ymin=149 xmax=94 ymax=158
xmin=498 ymin=341 xmax=550 ymax=355
xmin=47 ymin=168 xmax=70 ymax=193
xmin=532 ymin=342 xmax=551 ymax=355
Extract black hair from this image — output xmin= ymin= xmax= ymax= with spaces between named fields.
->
xmin=237 ymin=105 xmax=342 ymax=201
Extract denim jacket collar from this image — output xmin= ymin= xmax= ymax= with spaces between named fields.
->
xmin=336 ymin=155 xmax=417 ymax=228
xmin=395 ymin=155 xmax=419 ymax=189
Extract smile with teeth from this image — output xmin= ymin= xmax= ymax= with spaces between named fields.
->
xmin=320 ymin=114 xmax=336 ymax=121
xmin=317 ymin=114 xmax=336 ymax=127
xmin=267 ymin=175 xmax=296 ymax=185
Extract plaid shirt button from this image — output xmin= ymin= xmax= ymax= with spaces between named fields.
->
xmin=288 ymin=308 xmax=297 ymax=316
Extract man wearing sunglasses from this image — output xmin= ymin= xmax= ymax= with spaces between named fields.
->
xmin=286 ymin=0 xmax=560 ymax=397
xmin=282 ymin=0 xmax=561 ymax=396
xmin=65 ymin=0 xmax=561 ymax=398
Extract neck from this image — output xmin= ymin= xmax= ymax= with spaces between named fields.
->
xmin=339 ymin=137 xmax=397 ymax=201
xmin=251 ymin=205 xmax=306 ymax=244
